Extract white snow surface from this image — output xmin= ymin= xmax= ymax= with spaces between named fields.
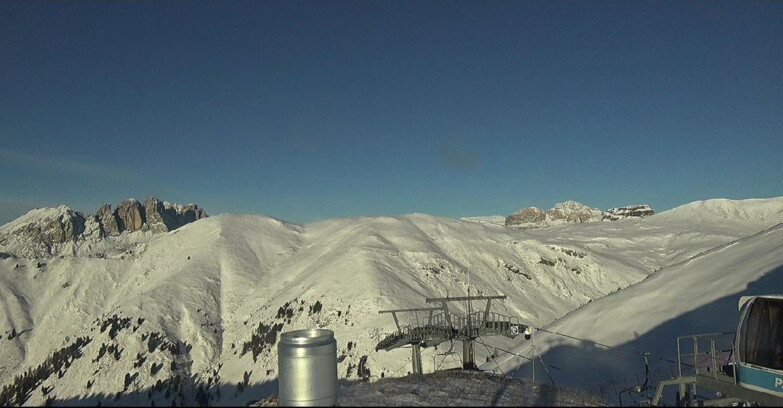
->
xmin=459 ymin=215 xmax=507 ymax=226
xmin=0 ymin=197 xmax=781 ymax=406
xmin=486 ymin=198 xmax=783 ymax=404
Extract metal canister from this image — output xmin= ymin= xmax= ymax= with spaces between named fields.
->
xmin=278 ymin=329 xmax=337 ymax=406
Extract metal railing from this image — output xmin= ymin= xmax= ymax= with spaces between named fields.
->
xmin=430 ymin=311 xmax=522 ymax=337
xmin=676 ymin=332 xmax=736 ymax=383
xmin=378 ymin=310 xmax=525 ymax=351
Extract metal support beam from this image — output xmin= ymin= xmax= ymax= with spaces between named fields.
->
xmin=693 ymin=337 xmax=699 ymax=398
xmin=379 ymin=307 xmax=444 ymax=333
xmin=426 ymin=295 xmax=506 ymax=303
xmin=411 ymin=343 xmax=423 ymax=375
xmin=376 ymin=292 xmax=524 ymax=375
xmin=651 ymin=376 xmax=696 ymax=406
xmin=463 ymin=339 xmax=476 ymax=370
xmin=379 ymin=307 xmax=445 ymax=314
xmin=441 ymin=301 xmax=451 ymax=327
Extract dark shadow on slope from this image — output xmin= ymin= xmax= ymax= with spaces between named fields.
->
xmin=490 ymin=380 xmax=509 ymax=405
xmin=534 ymin=382 xmax=558 ymax=407
xmin=508 ymin=264 xmax=783 ymax=406
xmin=48 ymin=378 xmax=279 ymax=407
xmin=336 ymin=370 xmax=605 ymax=406
xmin=47 ymin=377 xmax=382 ymax=407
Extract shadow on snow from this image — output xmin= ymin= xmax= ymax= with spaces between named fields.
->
xmin=506 ymin=264 xmax=783 ymax=406
xmin=48 ymin=378 xmax=279 ymax=407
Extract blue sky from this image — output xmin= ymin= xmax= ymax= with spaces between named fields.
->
xmin=1 ymin=1 xmax=782 ymax=225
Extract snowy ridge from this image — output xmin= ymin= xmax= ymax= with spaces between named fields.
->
xmin=655 ymin=197 xmax=783 ymax=227
xmin=0 ymin=206 xmax=73 ymax=231
xmin=458 ymin=215 xmax=506 ymax=226
xmin=0 ymin=206 xmax=88 ymax=258
xmin=490 ymin=219 xmax=783 ymax=405
xmin=0 ymin=197 xmax=207 ymax=259
xmin=0 ymin=197 xmax=781 ymax=406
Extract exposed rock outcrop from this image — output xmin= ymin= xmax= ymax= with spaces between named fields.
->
xmin=603 ymin=205 xmax=655 ymax=221
xmin=176 ymin=203 xmax=208 ymax=226
xmin=115 ymin=199 xmax=145 ymax=233
xmin=143 ymin=197 xmax=169 ymax=233
xmin=90 ymin=197 xmax=212 ymax=237
xmin=505 ymin=207 xmax=546 ymax=226
xmin=546 ymin=201 xmax=604 ymax=223
xmin=97 ymin=204 xmax=120 ymax=236
xmin=505 ymin=201 xmax=603 ymax=227
xmin=141 ymin=196 xmax=208 ymax=233
xmin=0 ymin=197 xmax=208 ymax=257
xmin=0 ymin=206 xmax=86 ymax=257
xmin=82 ymin=215 xmax=104 ymax=240
xmin=505 ymin=201 xmax=654 ymax=227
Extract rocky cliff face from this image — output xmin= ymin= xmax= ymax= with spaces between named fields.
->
xmin=506 ymin=201 xmax=653 ymax=227
xmin=603 ymin=205 xmax=655 ymax=221
xmin=0 ymin=197 xmax=207 ymax=257
xmin=141 ymin=197 xmax=208 ymax=233
xmin=505 ymin=201 xmax=604 ymax=227
xmin=143 ymin=197 xmax=170 ymax=233
xmin=0 ymin=206 xmax=86 ymax=257
xmin=94 ymin=197 xmax=209 ymax=237
xmin=505 ymin=207 xmax=546 ymax=226
xmin=97 ymin=204 xmax=120 ymax=236
xmin=115 ymin=199 xmax=145 ymax=233
xmin=546 ymin=201 xmax=604 ymax=223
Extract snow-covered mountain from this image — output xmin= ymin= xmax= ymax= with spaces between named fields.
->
xmin=487 ymin=198 xmax=783 ymax=404
xmin=0 ymin=197 xmax=781 ymax=406
xmin=503 ymin=201 xmax=654 ymax=228
xmin=0 ymin=197 xmax=207 ymax=258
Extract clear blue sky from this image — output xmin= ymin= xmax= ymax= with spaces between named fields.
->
xmin=2 ymin=0 xmax=782 ymax=225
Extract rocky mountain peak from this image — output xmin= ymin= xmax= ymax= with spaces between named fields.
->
xmin=100 ymin=196 xmax=209 ymax=236
xmin=0 ymin=197 xmax=208 ymax=258
xmin=603 ymin=205 xmax=655 ymax=221
xmin=0 ymin=206 xmax=86 ymax=257
xmin=505 ymin=201 xmax=654 ymax=227
xmin=505 ymin=207 xmax=546 ymax=225
xmin=547 ymin=201 xmax=604 ymax=223
xmin=115 ymin=199 xmax=145 ymax=233
xmin=142 ymin=196 xmax=208 ymax=233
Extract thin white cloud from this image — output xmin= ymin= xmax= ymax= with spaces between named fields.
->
xmin=0 ymin=148 xmax=182 ymax=208
xmin=0 ymin=148 xmax=138 ymax=182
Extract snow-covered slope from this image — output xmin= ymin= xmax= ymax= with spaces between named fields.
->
xmin=459 ymin=215 xmax=506 ymax=226
xmin=489 ymin=205 xmax=783 ymax=404
xmin=657 ymin=197 xmax=783 ymax=228
xmin=0 ymin=206 xmax=89 ymax=258
xmin=0 ymin=197 xmax=781 ymax=406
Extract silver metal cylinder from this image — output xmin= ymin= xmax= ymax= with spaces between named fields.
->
xmin=278 ymin=329 xmax=337 ymax=406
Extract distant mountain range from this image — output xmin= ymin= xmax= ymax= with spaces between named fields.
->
xmin=461 ymin=201 xmax=655 ymax=228
xmin=0 ymin=196 xmax=781 ymax=406
xmin=0 ymin=197 xmax=207 ymax=258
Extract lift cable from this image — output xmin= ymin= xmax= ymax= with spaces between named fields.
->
xmin=531 ymin=326 xmax=686 ymax=367
xmin=535 ymin=344 xmax=557 ymax=387
xmin=476 ymin=334 xmax=505 ymax=376
xmin=435 ymin=339 xmax=459 ymax=371
xmin=389 ymin=355 xmax=413 ymax=377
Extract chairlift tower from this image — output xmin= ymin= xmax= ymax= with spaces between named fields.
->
xmin=376 ymin=294 xmax=528 ymax=374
